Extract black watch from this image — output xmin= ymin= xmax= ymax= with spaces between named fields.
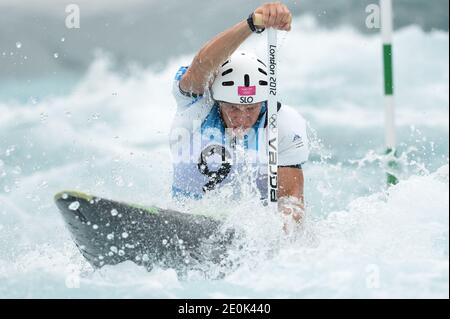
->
xmin=247 ymin=13 xmax=265 ymax=34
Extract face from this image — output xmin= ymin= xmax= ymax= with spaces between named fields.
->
xmin=219 ymin=102 xmax=262 ymax=134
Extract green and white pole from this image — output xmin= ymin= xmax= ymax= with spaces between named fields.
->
xmin=381 ymin=0 xmax=399 ymax=186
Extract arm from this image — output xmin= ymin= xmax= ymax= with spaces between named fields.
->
xmin=180 ymin=2 xmax=292 ymax=96
xmin=278 ymin=167 xmax=305 ymax=224
xmin=179 ymin=21 xmax=252 ymax=96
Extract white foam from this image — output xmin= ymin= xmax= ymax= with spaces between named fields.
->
xmin=0 ymin=17 xmax=448 ymax=298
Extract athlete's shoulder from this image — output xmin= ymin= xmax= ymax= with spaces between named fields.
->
xmin=276 ymin=104 xmax=309 ymax=166
xmin=174 ymin=66 xmax=189 ymax=81
xmin=278 ymin=104 xmax=307 ymax=130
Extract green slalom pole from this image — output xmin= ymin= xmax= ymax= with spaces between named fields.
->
xmin=381 ymin=0 xmax=399 ymax=186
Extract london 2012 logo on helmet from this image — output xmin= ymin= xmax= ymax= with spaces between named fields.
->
xmin=238 ymin=86 xmax=256 ymax=96
xmin=238 ymin=86 xmax=256 ymax=103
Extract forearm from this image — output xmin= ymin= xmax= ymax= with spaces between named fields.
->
xmin=278 ymin=167 xmax=305 ymax=224
xmin=181 ymin=20 xmax=252 ymax=94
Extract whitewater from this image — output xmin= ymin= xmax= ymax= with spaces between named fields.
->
xmin=0 ymin=17 xmax=448 ymax=298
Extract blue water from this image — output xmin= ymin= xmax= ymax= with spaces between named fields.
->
xmin=0 ymin=16 xmax=448 ymax=298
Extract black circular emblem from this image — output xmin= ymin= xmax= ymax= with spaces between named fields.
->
xmin=198 ymin=145 xmax=232 ymax=192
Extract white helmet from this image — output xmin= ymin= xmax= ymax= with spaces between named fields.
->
xmin=211 ymin=51 xmax=268 ymax=105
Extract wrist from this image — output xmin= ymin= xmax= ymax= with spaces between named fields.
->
xmin=247 ymin=12 xmax=265 ymax=34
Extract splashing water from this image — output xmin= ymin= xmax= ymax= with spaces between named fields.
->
xmin=0 ymin=17 xmax=448 ymax=298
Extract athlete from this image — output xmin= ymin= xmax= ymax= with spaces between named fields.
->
xmin=170 ymin=2 xmax=309 ymax=225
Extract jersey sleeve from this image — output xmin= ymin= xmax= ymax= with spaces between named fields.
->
xmin=171 ymin=66 xmax=213 ymax=132
xmin=172 ymin=66 xmax=204 ymax=111
xmin=277 ymin=106 xmax=310 ymax=167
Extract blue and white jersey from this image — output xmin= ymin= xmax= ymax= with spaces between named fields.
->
xmin=170 ymin=66 xmax=309 ymax=200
